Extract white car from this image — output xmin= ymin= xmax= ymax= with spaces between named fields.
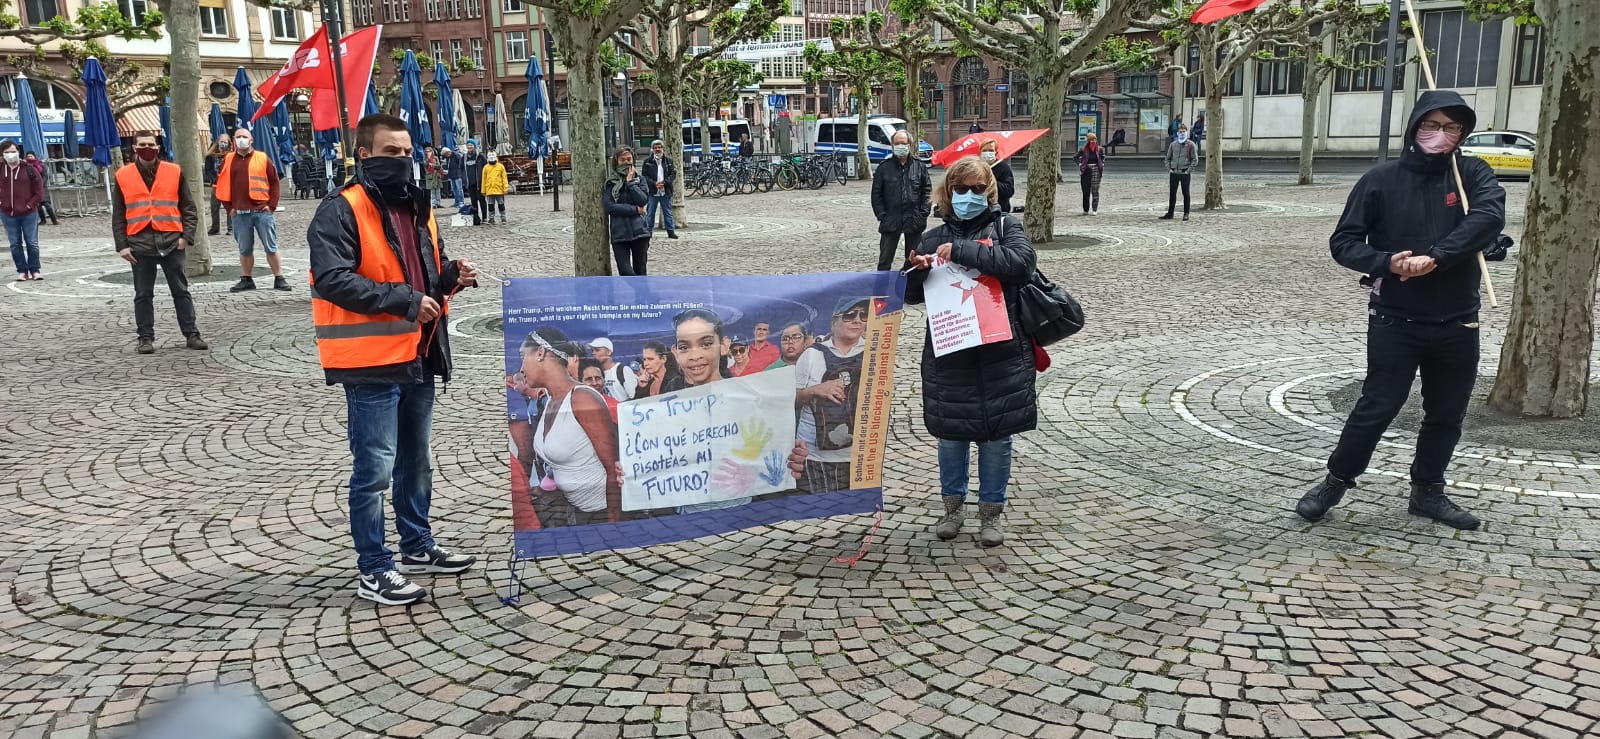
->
xmin=1460 ymin=130 xmax=1535 ymax=177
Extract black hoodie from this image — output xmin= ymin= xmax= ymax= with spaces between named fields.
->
xmin=1330 ymin=90 xmax=1506 ymax=323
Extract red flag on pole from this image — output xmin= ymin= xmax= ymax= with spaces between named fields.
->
xmin=1190 ymin=0 xmax=1272 ymax=24
xmin=252 ymin=26 xmax=333 ymax=121
xmin=314 ymin=26 xmax=383 ymax=129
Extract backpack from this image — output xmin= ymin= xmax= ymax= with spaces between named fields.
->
xmin=808 ymin=345 xmax=863 ymax=451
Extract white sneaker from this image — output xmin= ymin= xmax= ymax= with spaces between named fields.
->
xmin=356 ymin=570 xmax=427 ymax=606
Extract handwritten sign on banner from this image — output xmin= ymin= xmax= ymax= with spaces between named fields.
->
xmin=618 ymin=367 xmax=798 ymax=510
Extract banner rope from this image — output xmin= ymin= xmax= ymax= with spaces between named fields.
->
xmin=499 ymin=543 xmax=528 ymax=606
xmin=833 ymin=506 xmax=884 ymax=568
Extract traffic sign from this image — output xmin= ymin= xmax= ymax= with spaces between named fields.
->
xmin=994 ymin=84 xmax=1009 ymax=92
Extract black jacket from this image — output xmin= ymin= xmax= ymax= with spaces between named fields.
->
xmin=904 ymin=208 xmax=1038 ymax=442
xmin=306 ymin=171 xmax=468 ymax=386
xmin=461 ymin=153 xmax=485 ymax=191
xmin=640 ymin=154 xmax=676 ymax=191
xmin=1331 ymin=90 xmax=1506 ymax=323
xmin=992 ymin=159 xmax=1015 ymax=212
xmin=111 ymin=162 xmax=198 ymax=256
xmin=871 ymin=156 xmax=931 ymax=234
xmin=443 ymin=154 xmax=463 ymax=182
xmin=603 ymin=176 xmax=651 ymax=243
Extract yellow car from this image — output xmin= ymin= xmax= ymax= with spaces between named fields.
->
xmin=1460 ymin=130 xmax=1535 ymax=177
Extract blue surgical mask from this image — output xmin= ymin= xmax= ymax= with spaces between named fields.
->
xmin=951 ymin=191 xmax=988 ymax=220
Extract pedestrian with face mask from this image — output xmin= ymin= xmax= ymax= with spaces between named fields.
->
xmin=1076 ymin=133 xmax=1106 ymax=216
xmin=641 ymin=140 xmax=677 ymax=239
xmin=481 ymin=152 xmax=508 ymax=224
xmin=978 ymin=139 xmax=1014 ymax=214
xmin=204 ymin=134 xmax=231 ymax=236
xmin=870 ymin=129 xmax=931 ymax=271
xmin=0 ymin=140 xmax=43 ymax=280
xmin=903 ymin=155 xmax=1038 ymax=548
xmin=1294 ymin=91 xmax=1505 ymax=532
xmin=113 ymin=131 xmax=206 ymax=355
xmin=218 ymin=128 xmax=288 ymax=291
xmin=306 ymin=113 xmax=481 ymax=607
xmin=1161 ymin=124 xmax=1197 ymax=221
xmin=603 ymin=146 xmax=651 ymax=276
xmin=462 ymin=140 xmax=487 ymax=226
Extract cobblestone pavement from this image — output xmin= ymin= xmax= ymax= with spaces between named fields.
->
xmin=4 ymin=169 xmax=1598 ymax=739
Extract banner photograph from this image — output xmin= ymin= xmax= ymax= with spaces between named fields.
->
xmin=504 ymin=272 xmax=905 ymax=558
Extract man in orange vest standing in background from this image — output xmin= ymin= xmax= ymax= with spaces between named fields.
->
xmin=217 ymin=127 xmax=289 ymax=293
xmin=114 ymin=131 xmax=206 ymax=355
xmin=307 ymin=113 xmax=479 ymax=607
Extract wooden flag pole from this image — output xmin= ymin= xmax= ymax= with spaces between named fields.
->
xmin=1400 ymin=0 xmax=1499 ymax=307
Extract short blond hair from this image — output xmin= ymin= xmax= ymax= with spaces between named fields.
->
xmin=934 ymin=156 xmax=998 ymax=216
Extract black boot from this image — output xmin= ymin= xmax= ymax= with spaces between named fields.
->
xmin=1408 ymin=483 xmax=1480 ymax=530
xmin=1295 ymin=473 xmax=1355 ymax=522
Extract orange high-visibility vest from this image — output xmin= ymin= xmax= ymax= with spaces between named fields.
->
xmin=215 ymin=150 xmax=272 ymax=203
xmin=116 ymin=161 xmax=183 ymax=235
xmin=309 ymin=186 xmax=446 ymax=370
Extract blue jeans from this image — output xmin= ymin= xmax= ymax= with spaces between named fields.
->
xmin=450 ymin=179 xmax=464 ymax=204
xmin=232 ymin=210 xmax=278 ymax=255
xmin=938 ymin=437 xmax=1013 ymax=503
xmin=345 ymin=381 xmax=438 ymax=575
xmin=429 ymin=187 xmax=441 ymax=207
xmin=3 ymin=211 xmax=40 ymax=274
xmin=646 ymin=192 xmax=675 ymax=231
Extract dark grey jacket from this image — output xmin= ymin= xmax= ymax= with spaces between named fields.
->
xmin=603 ymin=176 xmax=651 ymax=243
xmin=871 ymin=156 xmax=931 ymax=234
xmin=640 ymin=154 xmax=676 ymax=191
xmin=904 ymin=208 xmax=1038 ymax=442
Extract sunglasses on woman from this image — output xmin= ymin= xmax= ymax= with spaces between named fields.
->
xmin=952 ymin=182 xmax=988 ymax=195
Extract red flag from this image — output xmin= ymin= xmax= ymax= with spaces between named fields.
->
xmin=930 ymin=129 xmax=1048 ymax=168
xmin=257 ymin=26 xmax=382 ymax=126
xmin=252 ymin=26 xmax=333 ymax=121
xmin=1190 ymin=0 xmax=1272 ymax=24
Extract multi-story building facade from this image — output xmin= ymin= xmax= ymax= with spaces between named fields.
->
xmin=0 ymin=0 xmax=314 ymax=153
xmin=351 ymin=0 xmax=502 ymax=142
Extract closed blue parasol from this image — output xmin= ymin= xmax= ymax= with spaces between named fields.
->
xmin=13 ymin=75 xmax=48 ymax=162
xmin=434 ymin=61 xmax=457 ymax=150
xmin=398 ymin=51 xmax=430 ymax=163
xmin=208 ymin=103 xmax=226 ymax=143
xmin=62 ymin=110 xmax=78 ymax=159
xmin=159 ymin=95 xmax=175 ymax=159
xmin=365 ymin=80 xmax=380 ymax=118
xmin=523 ymin=56 xmax=549 ymax=158
xmin=271 ymin=104 xmax=296 ymax=167
xmin=80 ymin=59 xmax=118 ymax=167
xmin=232 ymin=67 xmax=257 ymax=136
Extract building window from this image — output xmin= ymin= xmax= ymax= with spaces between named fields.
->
xmin=466 ymin=0 xmax=480 ymax=17
xmin=1185 ymin=45 xmax=1244 ymax=97
xmin=352 ymin=0 xmax=374 ymax=26
xmin=1 ymin=76 xmax=80 ymax=110
xmin=451 ymin=40 xmax=465 ymax=66
xmin=425 ymin=0 xmax=438 ymax=20
xmin=505 ymin=32 xmax=528 ymax=62
xmin=1335 ymin=27 xmax=1405 ymax=92
xmin=200 ymin=6 xmax=229 ymax=36
xmin=1255 ymin=45 xmax=1304 ymax=96
xmin=1007 ymin=69 xmax=1031 ymax=119
xmin=471 ymin=38 xmax=484 ymax=69
xmin=209 ymin=81 xmax=233 ymax=99
xmin=399 ymin=0 xmax=409 ymax=21
xmin=271 ymin=8 xmax=299 ymax=40
xmin=24 ymin=0 xmax=59 ymax=26
xmin=1513 ymin=24 xmax=1543 ymax=86
xmin=1420 ymin=9 xmax=1501 ymax=88
xmin=919 ymin=67 xmax=939 ymax=118
xmin=503 ymin=0 xmax=522 ymax=11
xmin=118 ymin=0 xmax=148 ymax=25
xmin=431 ymin=40 xmax=446 ymax=64
xmin=951 ymin=57 xmax=987 ymax=120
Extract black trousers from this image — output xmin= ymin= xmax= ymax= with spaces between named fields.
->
xmin=1166 ymin=172 xmax=1191 ymax=215
xmin=1080 ymin=168 xmax=1103 ymax=213
xmin=132 ymin=248 xmax=199 ymax=340
xmin=613 ymin=237 xmax=650 ymax=276
xmin=1327 ymin=314 xmax=1479 ymax=486
xmin=878 ymin=229 xmax=919 ymax=271
xmin=470 ymin=192 xmax=488 ymax=224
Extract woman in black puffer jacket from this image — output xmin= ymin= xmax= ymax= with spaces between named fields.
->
xmin=602 ymin=146 xmax=652 ymax=275
xmin=903 ymin=155 xmax=1038 ymax=548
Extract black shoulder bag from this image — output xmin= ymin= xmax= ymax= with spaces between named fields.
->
xmin=994 ymin=216 xmax=1085 ymax=346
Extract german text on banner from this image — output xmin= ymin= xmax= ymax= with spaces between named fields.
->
xmin=504 ymin=272 xmax=905 ymax=559
xmin=924 ymin=255 xmax=1011 ymax=358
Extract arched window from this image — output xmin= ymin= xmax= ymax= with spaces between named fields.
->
xmin=1005 ymin=68 xmax=1031 ymax=119
xmin=951 ymin=57 xmax=987 ymax=120
xmin=0 ymin=76 xmax=80 ymax=111
xmin=920 ymin=67 xmax=940 ymax=116
xmin=631 ymin=88 xmax=662 ymax=144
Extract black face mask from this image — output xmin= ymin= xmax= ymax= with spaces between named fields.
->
xmin=361 ymin=156 xmax=414 ymax=200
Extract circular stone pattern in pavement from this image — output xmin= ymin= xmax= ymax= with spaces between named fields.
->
xmin=1031 ymin=327 xmax=1600 ymax=586
xmin=1112 ymin=200 xmax=1331 ymax=217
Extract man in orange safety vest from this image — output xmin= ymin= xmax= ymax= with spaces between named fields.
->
xmin=113 ymin=130 xmax=206 ymax=355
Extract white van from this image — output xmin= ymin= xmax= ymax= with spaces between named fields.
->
xmin=809 ymin=115 xmax=933 ymax=162
xmin=683 ymin=118 xmax=753 ymax=158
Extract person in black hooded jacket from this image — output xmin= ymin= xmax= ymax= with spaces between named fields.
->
xmin=1295 ymin=90 xmax=1505 ymax=531
xmin=307 ymin=114 xmax=480 ymax=607
xmin=904 ymin=155 xmax=1037 ymax=548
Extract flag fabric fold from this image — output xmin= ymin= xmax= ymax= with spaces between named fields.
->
xmin=1190 ymin=0 xmax=1272 ymax=24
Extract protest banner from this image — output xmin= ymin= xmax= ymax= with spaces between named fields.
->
xmin=503 ymin=272 xmax=904 ymax=559
xmin=923 ymin=254 xmax=1011 ymax=357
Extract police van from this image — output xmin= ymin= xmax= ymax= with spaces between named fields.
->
xmin=682 ymin=118 xmax=753 ymax=158
xmin=809 ymin=115 xmax=933 ymax=162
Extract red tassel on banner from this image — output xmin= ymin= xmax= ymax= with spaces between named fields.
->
xmin=833 ymin=506 xmax=884 ymax=568
xmin=1190 ymin=0 xmax=1272 ymax=24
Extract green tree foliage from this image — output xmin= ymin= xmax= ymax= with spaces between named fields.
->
xmin=0 ymin=0 xmax=162 ymax=45
xmin=827 ymin=1 xmax=954 ymax=142
xmin=802 ymin=40 xmax=898 ymax=179
xmin=681 ymin=57 xmax=762 ymax=161
xmin=8 ymin=40 xmax=168 ymax=116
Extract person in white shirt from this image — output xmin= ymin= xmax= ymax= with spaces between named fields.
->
xmin=793 ymin=296 xmax=869 ymax=493
xmin=641 ymin=140 xmax=678 ymax=239
xmin=589 ymin=337 xmax=638 ymax=401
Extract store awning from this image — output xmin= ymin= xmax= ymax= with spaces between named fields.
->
xmin=0 ymin=120 xmax=66 ymax=146
xmin=118 ymin=98 xmax=164 ymax=137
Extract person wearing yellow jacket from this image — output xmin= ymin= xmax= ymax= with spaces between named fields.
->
xmin=481 ymin=153 xmax=509 ymax=225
